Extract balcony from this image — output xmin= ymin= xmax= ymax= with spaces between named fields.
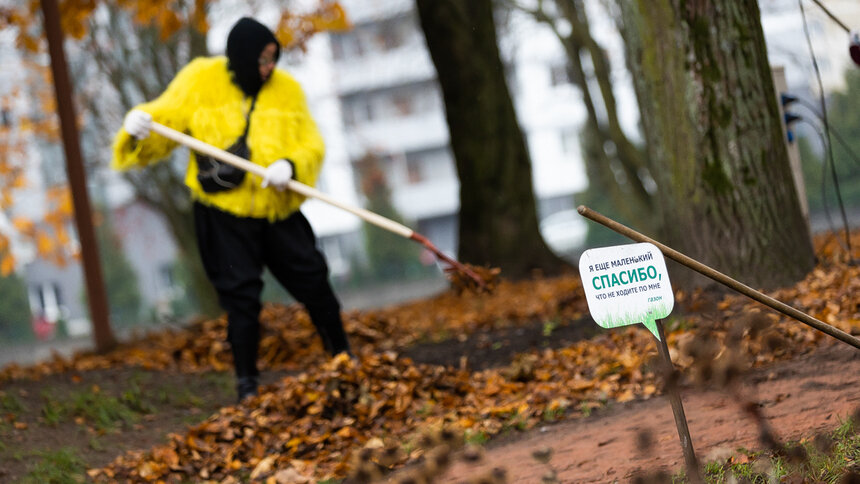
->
xmin=392 ymin=178 xmax=460 ymax=221
xmin=345 ymin=110 xmax=448 ymax=159
xmin=341 ymin=0 xmax=415 ymax=25
xmin=334 ymin=42 xmax=437 ymax=95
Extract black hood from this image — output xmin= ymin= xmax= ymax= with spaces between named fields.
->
xmin=226 ymin=17 xmax=281 ymax=96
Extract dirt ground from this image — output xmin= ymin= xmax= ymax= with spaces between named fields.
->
xmin=1 ymin=313 xmax=858 ymax=483
xmin=424 ymin=340 xmax=860 ymax=483
xmin=0 ymin=315 xmax=599 ymax=482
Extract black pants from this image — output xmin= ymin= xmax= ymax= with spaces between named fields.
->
xmin=193 ymin=202 xmax=351 ymax=379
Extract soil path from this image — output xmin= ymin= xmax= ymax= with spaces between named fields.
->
xmin=430 ymin=341 xmax=860 ymax=483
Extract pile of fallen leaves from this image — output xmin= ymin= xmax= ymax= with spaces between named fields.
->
xmin=0 ymin=274 xmax=587 ymax=381
xmin=90 ymin=329 xmax=661 ymax=482
xmin=669 ymin=230 xmax=860 ymax=371
xmin=4 ymin=231 xmax=859 ymax=482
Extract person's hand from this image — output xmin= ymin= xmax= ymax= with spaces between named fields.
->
xmin=261 ymin=159 xmax=294 ymax=190
xmin=123 ymin=109 xmax=152 ymax=140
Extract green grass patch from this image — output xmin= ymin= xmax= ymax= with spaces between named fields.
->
xmin=204 ymin=371 xmax=234 ymax=395
xmin=158 ymin=386 xmax=204 ymax=408
xmin=40 ymin=387 xmax=147 ymax=431
xmin=501 ymin=410 xmax=529 ymax=433
xmin=0 ymin=390 xmax=25 ymax=413
xmin=542 ymin=405 xmax=566 ymax=422
xmin=18 ymin=447 xmax=87 ymax=484
xmin=40 ymin=394 xmax=64 ymax=426
xmin=700 ymin=417 xmax=860 ymax=483
xmin=464 ymin=429 xmax=490 ymax=445
xmin=122 ymin=379 xmax=157 ymax=414
xmin=542 ymin=319 xmax=559 ymax=337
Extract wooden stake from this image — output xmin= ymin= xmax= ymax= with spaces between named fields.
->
xmin=655 ymin=319 xmax=702 ymax=483
xmin=41 ymin=0 xmax=115 ymax=352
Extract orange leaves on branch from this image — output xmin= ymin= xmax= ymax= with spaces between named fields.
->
xmin=276 ymin=1 xmax=351 ymax=52
xmin=150 ymin=7 xmax=183 ymax=40
xmin=0 ymin=93 xmax=29 ymax=204
xmin=0 ymin=253 xmax=14 ymax=276
xmin=114 ymin=0 xmax=210 ymax=39
xmin=2 ymin=186 xmax=77 ymax=274
xmin=191 ymin=0 xmax=208 ymax=34
xmin=0 ymin=234 xmax=14 ymax=276
xmin=308 ymin=1 xmax=350 ymax=32
xmin=40 ymin=186 xmax=76 ymax=262
xmin=7 ymin=0 xmax=212 ymax=53
xmin=1 ymin=4 xmax=40 ymax=52
xmin=7 ymin=61 xmax=63 ymax=143
xmin=12 ymin=218 xmax=35 ymax=235
xmin=58 ymin=0 xmax=98 ymax=40
xmin=6 ymin=0 xmax=345 ymax=66
xmin=3 ymin=0 xmax=96 ymax=51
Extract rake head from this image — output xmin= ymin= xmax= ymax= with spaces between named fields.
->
xmin=410 ymin=233 xmax=500 ymax=293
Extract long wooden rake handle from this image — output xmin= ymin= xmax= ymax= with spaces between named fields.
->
xmin=151 ymin=122 xmax=414 ymax=238
xmin=577 ymin=205 xmax=860 ymax=351
xmin=150 ymin=122 xmax=486 ymax=288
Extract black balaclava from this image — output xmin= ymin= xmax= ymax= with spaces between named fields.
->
xmin=226 ymin=17 xmax=281 ymax=96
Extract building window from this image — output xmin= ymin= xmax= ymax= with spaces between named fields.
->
xmin=391 ymin=93 xmax=414 ymax=116
xmin=561 ymin=128 xmax=579 ymax=156
xmin=52 ymin=282 xmax=63 ymax=307
xmin=550 ymin=63 xmax=571 ymax=86
xmin=158 ymin=264 xmax=175 ymax=291
xmin=370 ymin=14 xmax=414 ymax=52
xmin=343 ymin=97 xmax=376 ymax=126
xmin=333 ymin=13 xmax=417 ymax=60
xmin=29 ymin=282 xmax=63 ymax=323
xmin=344 ymin=82 xmax=441 ymax=126
xmin=406 ymin=156 xmax=423 ymax=184
xmin=331 ymin=33 xmax=364 ymax=61
xmin=404 ymin=148 xmax=453 ymax=185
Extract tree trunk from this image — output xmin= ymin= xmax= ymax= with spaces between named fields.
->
xmin=617 ymin=0 xmax=814 ymax=290
xmin=415 ymin=0 xmax=568 ymax=279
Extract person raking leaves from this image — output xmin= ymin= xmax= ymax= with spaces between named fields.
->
xmin=111 ymin=17 xmax=352 ymax=403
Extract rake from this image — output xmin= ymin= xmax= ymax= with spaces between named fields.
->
xmin=150 ymin=122 xmax=489 ymax=291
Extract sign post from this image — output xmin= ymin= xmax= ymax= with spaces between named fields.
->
xmin=579 ymin=243 xmax=701 ymax=482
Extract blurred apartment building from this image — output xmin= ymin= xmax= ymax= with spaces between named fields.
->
xmin=9 ymin=0 xmax=858 ymax=336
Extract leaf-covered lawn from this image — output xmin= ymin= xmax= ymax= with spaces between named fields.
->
xmin=2 ymin=232 xmax=857 ymax=483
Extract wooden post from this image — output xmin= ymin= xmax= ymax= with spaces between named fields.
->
xmin=655 ymin=319 xmax=701 ymax=483
xmin=41 ymin=0 xmax=116 ymax=352
xmin=772 ymin=65 xmax=809 ymax=229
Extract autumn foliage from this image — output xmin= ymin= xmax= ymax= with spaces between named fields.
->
xmin=1 ymin=4 xmax=857 ymax=481
xmin=1 ymin=232 xmax=857 ymax=482
xmin=0 ymin=1 xmax=349 ymax=277
xmin=0 ymin=61 xmax=75 ymax=276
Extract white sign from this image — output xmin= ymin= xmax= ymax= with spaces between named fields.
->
xmin=578 ymin=242 xmax=674 ymax=340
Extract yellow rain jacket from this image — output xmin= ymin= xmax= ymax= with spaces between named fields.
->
xmin=112 ymin=56 xmax=324 ymax=221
